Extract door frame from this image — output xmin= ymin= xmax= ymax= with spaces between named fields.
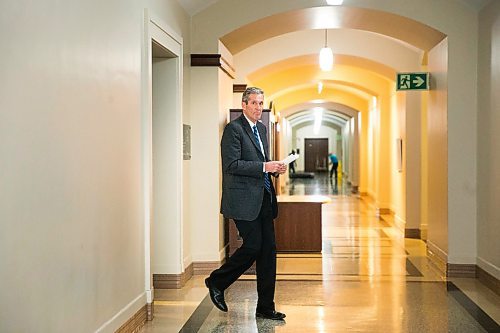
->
xmin=141 ymin=9 xmax=183 ymax=306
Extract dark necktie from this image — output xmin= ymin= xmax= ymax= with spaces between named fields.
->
xmin=252 ymin=125 xmax=272 ymax=193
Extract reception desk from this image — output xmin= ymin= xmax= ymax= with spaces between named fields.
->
xmin=274 ymin=195 xmax=330 ymax=252
xmin=228 ymin=195 xmax=330 ymax=256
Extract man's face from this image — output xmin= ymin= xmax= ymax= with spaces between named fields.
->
xmin=242 ymin=93 xmax=264 ymax=124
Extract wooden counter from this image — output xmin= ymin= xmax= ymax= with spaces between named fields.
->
xmin=228 ymin=195 xmax=330 ymax=256
xmin=274 ymin=195 xmax=330 ymax=252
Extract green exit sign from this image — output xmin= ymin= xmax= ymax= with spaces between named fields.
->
xmin=397 ymin=72 xmax=430 ymax=90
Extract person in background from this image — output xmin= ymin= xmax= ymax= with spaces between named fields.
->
xmin=289 ymin=150 xmax=297 ymax=174
xmin=205 ymin=87 xmax=287 ymax=321
xmin=329 ymin=152 xmax=339 ymax=180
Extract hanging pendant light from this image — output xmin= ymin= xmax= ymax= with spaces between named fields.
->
xmin=319 ymin=29 xmax=333 ymax=71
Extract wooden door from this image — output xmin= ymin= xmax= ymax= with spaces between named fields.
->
xmin=304 ymin=138 xmax=329 ymax=172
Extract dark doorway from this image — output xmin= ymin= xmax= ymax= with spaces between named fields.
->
xmin=304 ymin=138 xmax=328 ymax=172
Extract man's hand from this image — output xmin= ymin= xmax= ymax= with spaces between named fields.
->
xmin=265 ymin=161 xmax=287 ymax=174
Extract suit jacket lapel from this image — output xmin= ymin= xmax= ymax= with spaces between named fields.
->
xmin=239 ymin=115 xmax=265 ymax=160
xmin=256 ymin=123 xmax=269 ymax=161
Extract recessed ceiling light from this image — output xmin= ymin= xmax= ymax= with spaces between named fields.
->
xmin=326 ymin=0 xmax=344 ymax=5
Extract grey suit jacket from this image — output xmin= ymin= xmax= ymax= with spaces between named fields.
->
xmin=220 ymin=114 xmax=278 ymax=221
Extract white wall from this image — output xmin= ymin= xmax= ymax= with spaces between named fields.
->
xmin=477 ymin=1 xmax=500 ymax=280
xmin=427 ymin=39 xmax=449 ymax=263
xmin=189 ymin=68 xmax=222 ymax=261
xmin=152 ymin=57 xmax=182 ymax=274
xmin=405 ymin=91 xmax=422 ymax=231
xmin=218 ymin=64 xmax=235 ymax=250
xmin=0 ymin=0 xmax=191 ymax=331
xmin=390 ymin=92 xmax=406 ymax=227
xmin=294 ymin=125 xmax=338 ymax=171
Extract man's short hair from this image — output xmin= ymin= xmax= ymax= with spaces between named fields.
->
xmin=242 ymin=87 xmax=264 ymax=104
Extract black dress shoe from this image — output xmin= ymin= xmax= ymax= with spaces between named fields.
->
xmin=255 ymin=310 xmax=286 ymax=320
xmin=205 ymin=278 xmax=228 ymax=312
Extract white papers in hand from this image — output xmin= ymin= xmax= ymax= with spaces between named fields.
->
xmin=281 ymin=154 xmax=299 ymax=165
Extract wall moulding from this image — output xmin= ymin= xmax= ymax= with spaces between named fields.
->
xmin=191 ymin=54 xmax=235 ymax=79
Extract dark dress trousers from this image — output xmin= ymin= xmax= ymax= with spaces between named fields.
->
xmin=210 ymin=114 xmax=279 ymax=312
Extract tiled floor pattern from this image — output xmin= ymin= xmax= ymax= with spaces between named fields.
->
xmin=142 ymin=175 xmax=500 ymax=332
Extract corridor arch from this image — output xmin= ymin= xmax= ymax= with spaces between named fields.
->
xmin=190 ymin=0 xmax=479 ymax=274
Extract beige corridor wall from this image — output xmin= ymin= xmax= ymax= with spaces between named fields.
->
xmin=427 ymin=39 xmax=448 ymax=263
xmin=477 ymin=1 xmax=500 ymax=280
xmin=190 ymin=68 xmax=222 ymax=261
xmin=0 ymin=0 xmax=191 ymax=331
xmin=390 ymin=92 xmax=405 ymax=227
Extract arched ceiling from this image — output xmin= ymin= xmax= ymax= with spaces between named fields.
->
xmin=178 ymin=0 xmax=491 ymax=16
xmin=272 ymin=86 xmax=370 ymax=115
xmin=234 ymin=29 xmax=422 ymax=83
xmin=184 ymin=1 xmax=478 ymax=128
xmin=288 ymin=109 xmax=350 ymax=128
xmin=251 ymin=62 xmax=390 ymax=101
xmin=246 ymin=54 xmax=397 ymax=83
xmin=279 ymin=101 xmax=360 ymax=119
xmin=221 ymin=7 xmax=446 ymax=54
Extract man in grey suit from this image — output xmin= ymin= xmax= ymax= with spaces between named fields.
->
xmin=205 ymin=87 xmax=287 ymax=321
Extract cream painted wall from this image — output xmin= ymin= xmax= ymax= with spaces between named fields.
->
xmin=427 ymin=39 xmax=449 ymax=262
xmin=405 ymin=91 xmax=422 ymax=231
xmin=391 ymin=93 xmax=406 ymax=226
xmin=477 ymin=1 xmax=500 ymax=279
xmin=342 ymin=121 xmax=352 ymax=183
xmin=190 ymin=68 xmax=222 ymax=261
xmin=377 ymin=94 xmax=392 ymax=209
xmin=218 ymin=67 xmax=235 ymax=251
xmin=420 ymin=90 xmax=429 ymax=240
xmin=0 ymin=0 xmax=191 ymax=331
xmin=152 ymin=57 xmax=182 ymax=274
xmin=444 ymin=9 xmax=478 ymax=266
xmin=366 ymin=102 xmax=378 ymax=198
xmin=359 ymin=105 xmax=369 ymax=194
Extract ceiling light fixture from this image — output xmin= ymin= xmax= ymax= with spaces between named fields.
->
xmin=313 ymin=108 xmax=323 ymax=134
xmin=326 ymin=0 xmax=344 ymax=5
xmin=318 ymin=81 xmax=323 ymax=94
xmin=319 ymin=29 xmax=334 ymax=71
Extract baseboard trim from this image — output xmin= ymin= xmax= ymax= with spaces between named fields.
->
xmin=427 ymin=240 xmax=447 ymax=277
xmin=405 ymin=228 xmax=421 ymax=239
xmin=193 ymin=260 xmax=223 ymax=275
xmin=153 ymin=263 xmax=194 ymax=289
xmin=115 ymin=305 xmax=147 ymax=333
xmin=447 ymin=263 xmax=477 ymax=278
xmin=420 ymin=225 xmax=428 ymax=241
xmin=96 ymin=293 xmax=147 ymax=333
xmin=477 ymin=265 xmax=500 ymax=296
xmin=377 ymin=207 xmax=392 ymax=215
xmin=146 ymin=302 xmax=154 ymax=321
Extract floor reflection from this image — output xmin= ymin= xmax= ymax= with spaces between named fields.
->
xmin=285 ymin=172 xmax=349 ymax=196
xmin=142 ymin=172 xmax=500 ymax=333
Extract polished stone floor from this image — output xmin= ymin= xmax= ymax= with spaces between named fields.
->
xmin=286 ymin=172 xmax=348 ymax=196
xmin=142 ymin=174 xmax=500 ymax=332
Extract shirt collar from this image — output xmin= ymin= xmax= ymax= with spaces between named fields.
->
xmin=243 ymin=114 xmax=257 ymax=128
